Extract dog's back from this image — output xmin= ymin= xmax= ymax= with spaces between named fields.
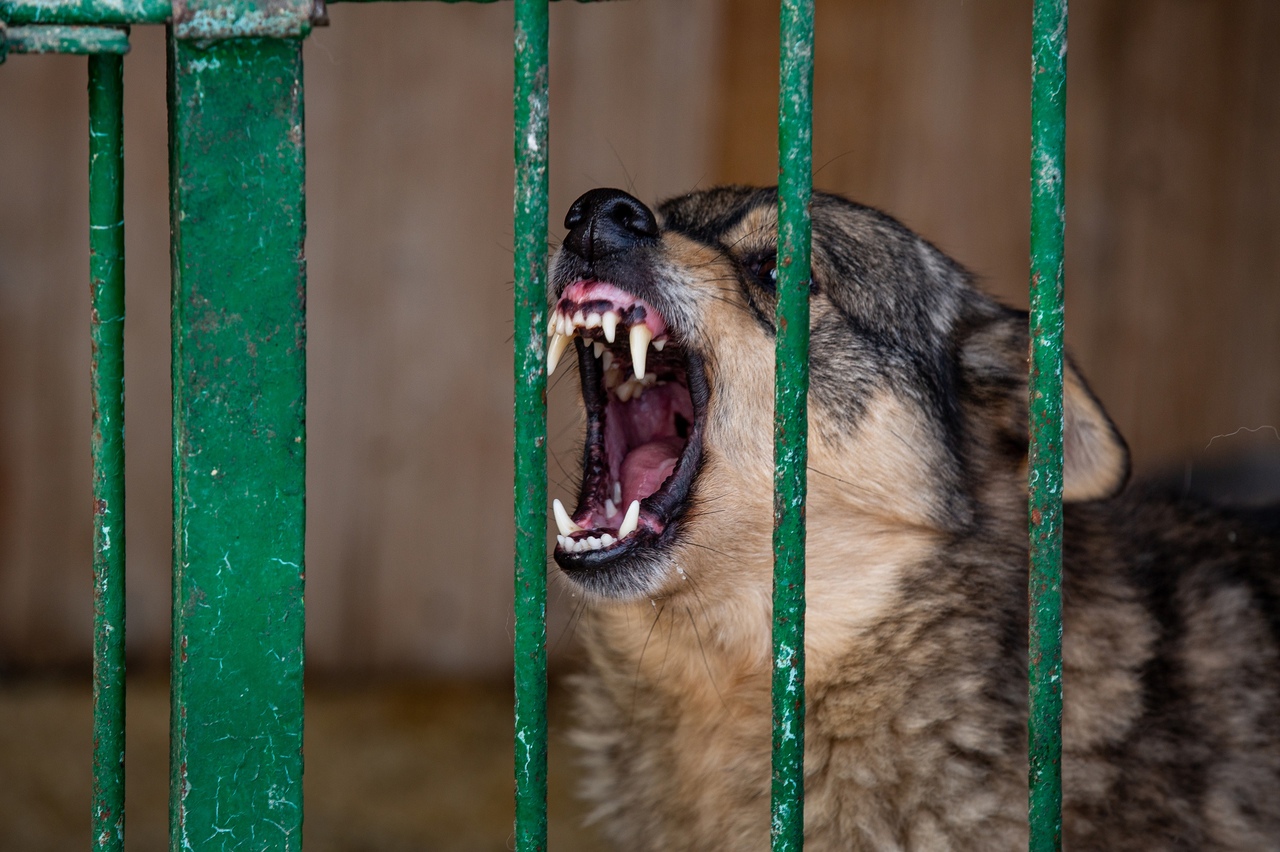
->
xmin=1060 ymin=492 xmax=1280 ymax=849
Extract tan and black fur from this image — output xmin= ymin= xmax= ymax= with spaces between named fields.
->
xmin=547 ymin=186 xmax=1280 ymax=850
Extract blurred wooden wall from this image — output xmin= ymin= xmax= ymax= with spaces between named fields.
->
xmin=717 ymin=0 xmax=1280 ymax=469
xmin=0 ymin=0 xmax=1275 ymax=675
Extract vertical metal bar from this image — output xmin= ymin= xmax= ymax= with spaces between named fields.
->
xmin=772 ymin=1 xmax=813 ymax=849
xmin=1028 ymin=1 xmax=1067 ymax=850
xmin=89 ymin=50 xmax=126 ymax=852
xmin=512 ymin=1 xmax=549 ymax=849
xmin=167 ymin=33 xmax=307 ymax=851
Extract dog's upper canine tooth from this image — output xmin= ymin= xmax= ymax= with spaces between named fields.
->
xmin=602 ymin=311 xmax=619 ymax=343
xmin=618 ymin=500 xmax=641 ymax=539
xmin=630 ymin=324 xmax=652 ymax=379
xmin=547 ymin=332 xmax=572 ymax=374
xmin=553 ymin=498 xmax=582 ymax=536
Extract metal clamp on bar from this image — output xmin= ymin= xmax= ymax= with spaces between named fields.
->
xmin=172 ymin=0 xmax=325 ymax=41
xmin=3 ymin=22 xmax=130 ymax=54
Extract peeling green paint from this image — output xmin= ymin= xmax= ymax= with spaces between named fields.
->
xmin=167 ymin=33 xmax=306 ymax=852
xmin=512 ymin=2 xmax=549 ymax=849
xmin=172 ymin=0 xmax=313 ymax=42
xmin=1028 ymin=1 xmax=1067 ymax=850
xmin=772 ymin=1 xmax=812 ymax=850
xmin=5 ymin=23 xmax=129 ymax=53
xmin=0 ymin=0 xmax=169 ymax=26
xmin=90 ymin=51 xmax=127 ymax=852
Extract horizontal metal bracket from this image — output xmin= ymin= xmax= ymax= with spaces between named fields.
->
xmin=173 ymin=0 xmax=324 ymax=41
xmin=1 ymin=21 xmax=131 ymax=55
xmin=0 ymin=0 xmax=325 ymax=38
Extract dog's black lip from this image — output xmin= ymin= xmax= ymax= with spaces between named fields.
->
xmin=553 ymin=338 xmax=708 ymax=579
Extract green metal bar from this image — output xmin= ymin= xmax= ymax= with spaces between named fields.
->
xmin=1028 ymin=1 xmax=1067 ymax=850
xmin=89 ymin=50 xmax=126 ymax=852
xmin=0 ymin=0 xmax=168 ymax=26
xmin=5 ymin=24 xmax=129 ymax=53
xmin=167 ymin=33 xmax=306 ymax=852
xmin=512 ymin=1 xmax=548 ymax=849
xmin=771 ymin=1 xmax=812 ymax=850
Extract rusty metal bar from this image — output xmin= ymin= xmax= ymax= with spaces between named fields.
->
xmin=167 ymin=32 xmax=307 ymax=850
xmin=771 ymin=1 xmax=813 ymax=850
xmin=89 ymin=49 xmax=126 ymax=852
xmin=1027 ymin=0 xmax=1068 ymax=850
xmin=512 ymin=0 xmax=549 ymax=848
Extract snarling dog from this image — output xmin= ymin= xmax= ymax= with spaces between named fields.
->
xmin=545 ymin=186 xmax=1280 ymax=850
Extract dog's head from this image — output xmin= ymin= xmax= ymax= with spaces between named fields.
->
xmin=548 ymin=187 xmax=1128 ymax=601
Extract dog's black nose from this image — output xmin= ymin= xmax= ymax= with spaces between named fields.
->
xmin=562 ymin=188 xmax=658 ymax=263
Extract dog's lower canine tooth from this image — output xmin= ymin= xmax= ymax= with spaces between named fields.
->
xmin=552 ymin=498 xmax=581 ymax=536
xmin=630 ymin=324 xmax=652 ymax=379
xmin=547 ymin=332 xmax=572 ymax=374
xmin=602 ymin=311 xmax=619 ymax=343
xmin=618 ymin=500 xmax=640 ymax=539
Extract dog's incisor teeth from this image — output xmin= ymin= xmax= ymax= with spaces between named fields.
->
xmin=586 ymin=312 xmax=602 ymax=329
xmin=602 ymin=311 xmax=619 ymax=343
xmin=593 ymin=341 xmax=605 ymax=358
xmin=630 ymin=324 xmax=652 ymax=380
xmin=618 ymin=500 xmax=641 ymax=539
xmin=547 ymin=332 xmax=573 ymax=374
xmin=553 ymin=498 xmax=581 ymax=536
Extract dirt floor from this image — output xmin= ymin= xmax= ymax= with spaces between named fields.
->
xmin=0 ymin=675 xmax=606 ymax=851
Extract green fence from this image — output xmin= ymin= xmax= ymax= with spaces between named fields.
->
xmin=0 ymin=1 xmax=1068 ymax=849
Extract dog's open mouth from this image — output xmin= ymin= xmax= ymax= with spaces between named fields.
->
xmin=548 ymin=280 xmax=707 ymax=579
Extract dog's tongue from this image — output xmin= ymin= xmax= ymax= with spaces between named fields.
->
xmin=620 ymin=438 xmax=682 ymax=507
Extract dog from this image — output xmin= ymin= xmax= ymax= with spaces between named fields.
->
xmin=544 ymin=186 xmax=1280 ymax=850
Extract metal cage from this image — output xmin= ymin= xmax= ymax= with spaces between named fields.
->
xmin=0 ymin=1 xmax=1069 ymax=849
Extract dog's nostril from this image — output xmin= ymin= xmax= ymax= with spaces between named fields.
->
xmin=563 ymin=188 xmax=658 ymax=263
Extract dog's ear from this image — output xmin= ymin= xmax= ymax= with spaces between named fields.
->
xmin=956 ymin=305 xmax=1129 ymax=502
xmin=1061 ymin=358 xmax=1129 ymax=502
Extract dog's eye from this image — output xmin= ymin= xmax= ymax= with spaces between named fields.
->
xmin=751 ymin=256 xmax=777 ymax=290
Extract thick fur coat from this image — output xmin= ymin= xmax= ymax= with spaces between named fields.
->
xmin=544 ymin=186 xmax=1280 ymax=851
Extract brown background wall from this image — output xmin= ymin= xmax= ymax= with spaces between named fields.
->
xmin=1 ymin=0 xmax=1276 ymax=676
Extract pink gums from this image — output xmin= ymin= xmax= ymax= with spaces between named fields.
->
xmin=557 ymin=280 xmax=668 ymax=339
